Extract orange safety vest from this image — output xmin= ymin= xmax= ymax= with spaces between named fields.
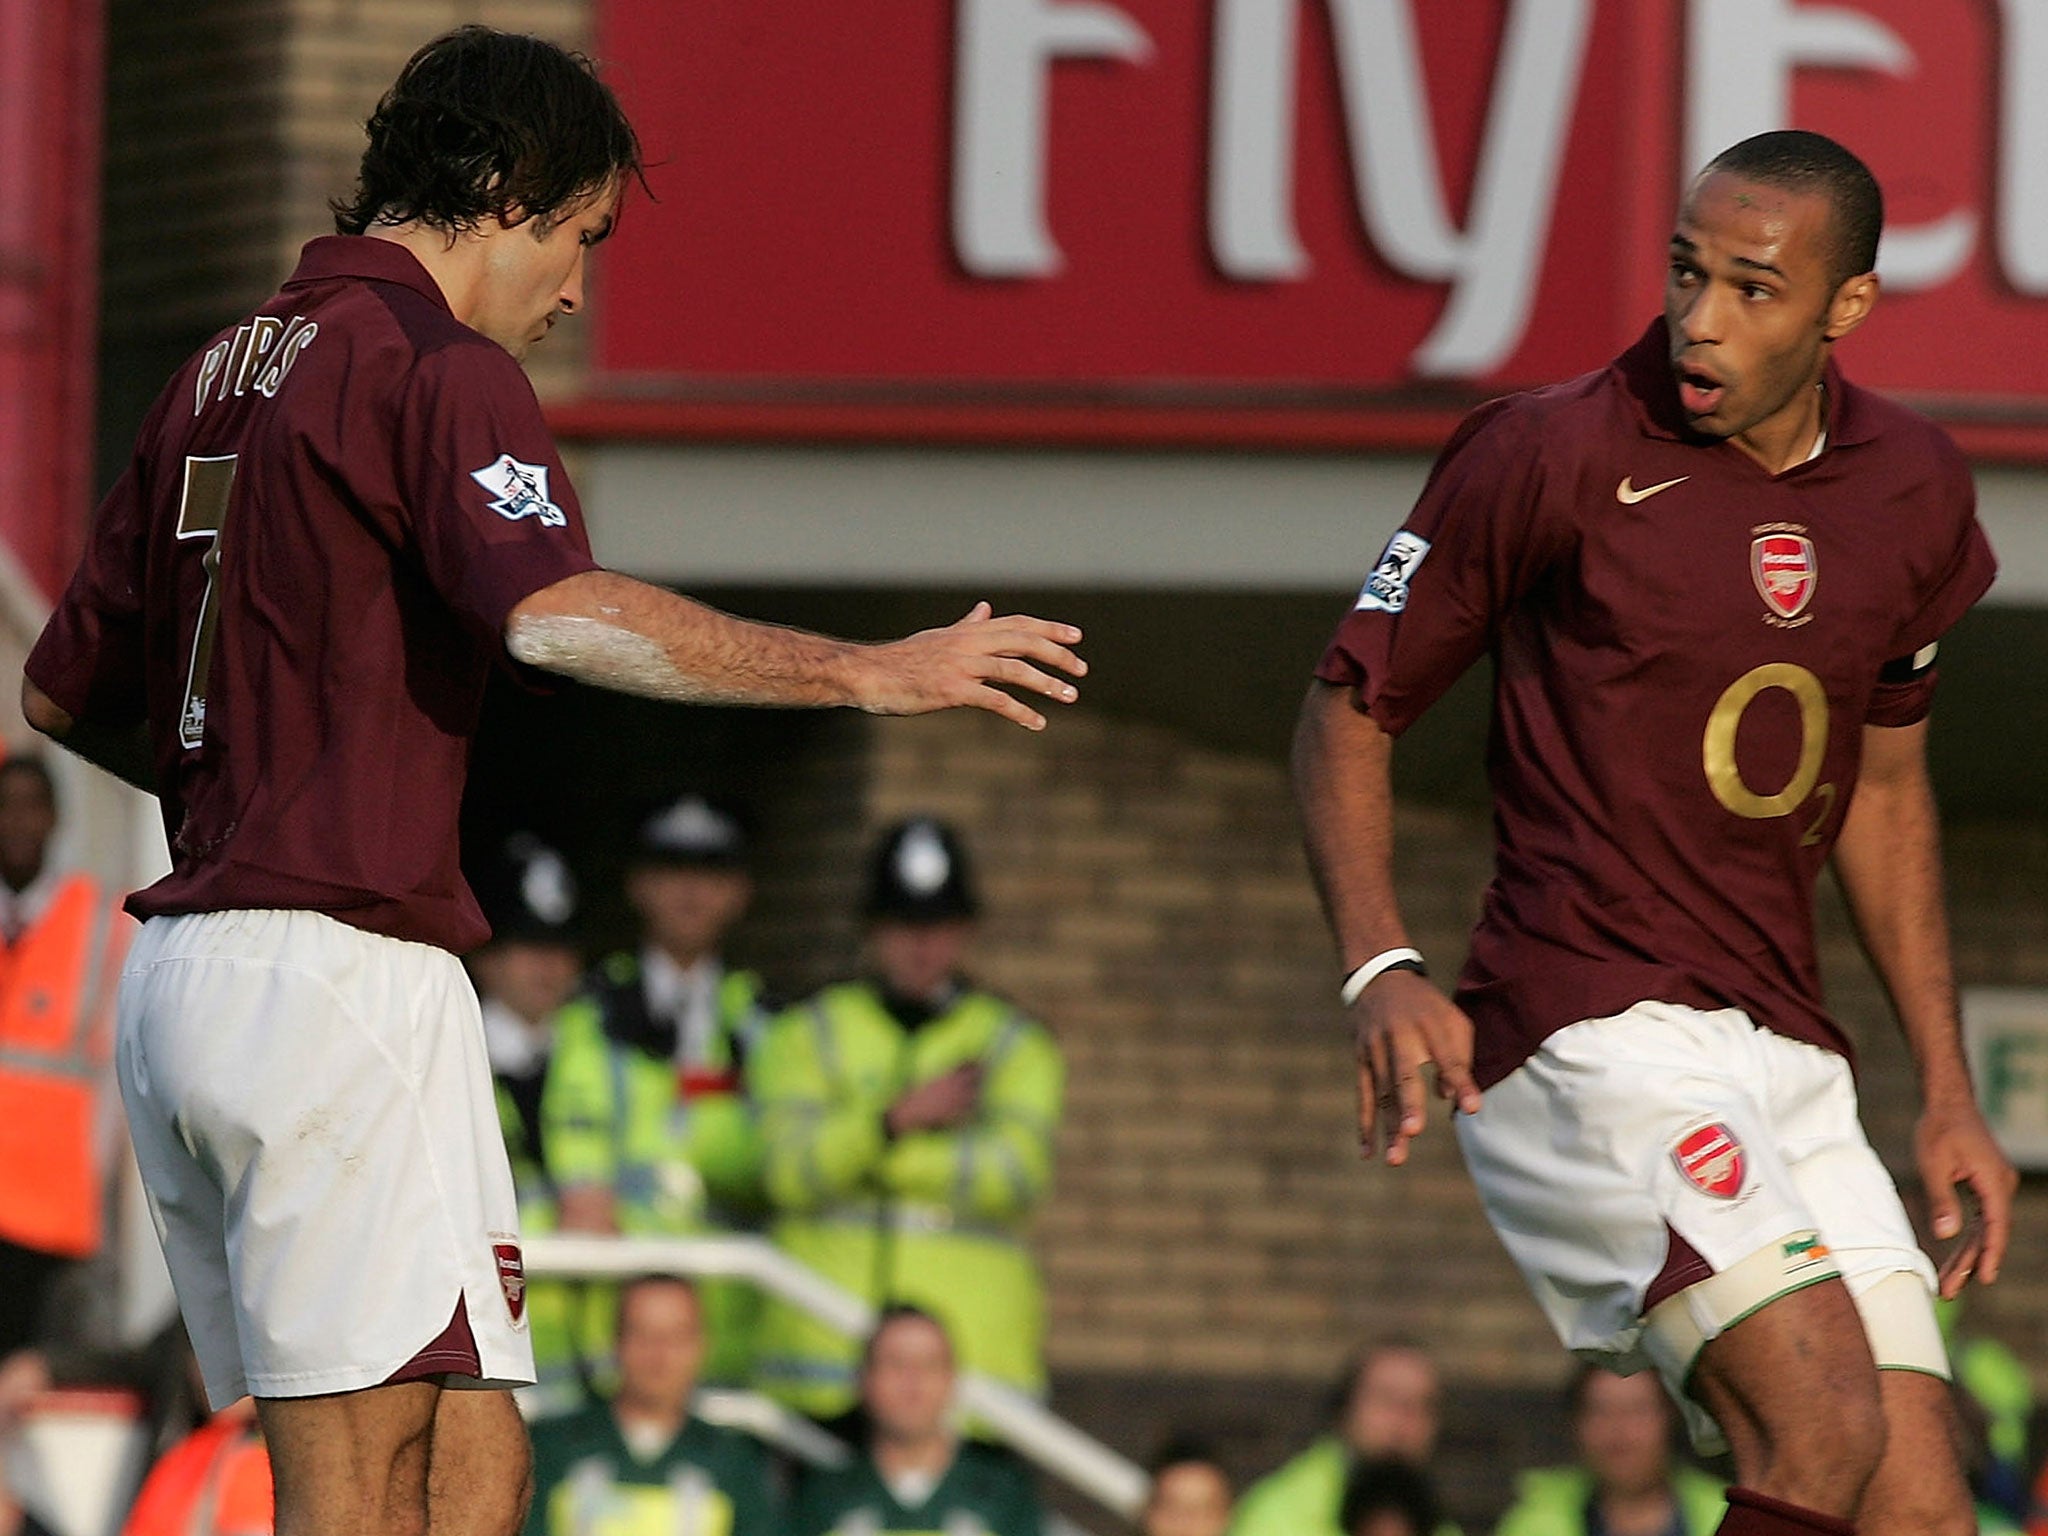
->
xmin=0 ymin=872 xmax=127 ymax=1258
xmin=122 ymin=1416 xmax=274 ymax=1536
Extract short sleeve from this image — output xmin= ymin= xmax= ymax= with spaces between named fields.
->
xmin=1315 ymin=397 xmax=1573 ymax=735
xmin=24 ymin=402 xmax=165 ymax=726
xmin=393 ymin=341 xmax=600 ymax=641
xmin=1865 ymin=441 xmax=1997 ymax=728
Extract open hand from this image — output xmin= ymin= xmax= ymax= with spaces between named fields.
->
xmin=1916 ymin=1096 xmax=2017 ymax=1297
xmin=1352 ymin=969 xmax=1482 ymax=1165
xmin=858 ymin=603 xmax=1085 ymax=730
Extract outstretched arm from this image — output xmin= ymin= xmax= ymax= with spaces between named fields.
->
xmin=505 ymin=571 xmax=1084 ymax=730
xmin=1832 ymin=716 xmax=2015 ymax=1296
xmin=1291 ymin=679 xmax=1480 ymax=1165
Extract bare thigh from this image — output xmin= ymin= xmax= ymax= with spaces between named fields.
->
xmin=428 ymin=1387 xmax=532 ymax=1536
xmin=258 ymin=1380 xmax=441 ymax=1536
xmin=1690 ymin=1277 xmax=1887 ymax=1516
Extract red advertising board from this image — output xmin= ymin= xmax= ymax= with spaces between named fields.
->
xmin=576 ymin=0 xmax=2048 ymax=456
xmin=0 ymin=0 xmax=101 ymax=597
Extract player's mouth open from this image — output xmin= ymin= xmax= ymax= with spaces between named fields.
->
xmin=1674 ymin=363 xmax=1726 ymax=416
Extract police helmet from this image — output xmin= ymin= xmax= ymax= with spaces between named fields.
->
xmin=863 ymin=817 xmax=980 ymax=922
xmin=475 ymin=832 xmax=580 ymax=945
xmin=634 ymin=795 xmax=748 ymax=868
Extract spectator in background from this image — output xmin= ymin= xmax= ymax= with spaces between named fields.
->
xmin=527 ymin=1273 xmax=777 ymax=1536
xmin=543 ymin=796 xmax=775 ymax=1391
xmin=0 ymin=757 xmax=131 ymax=1361
xmin=1228 ymin=1342 xmax=1450 ymax=1536
xmin=1493 ymin=1368 xmax=1723 ymax=1536
xmin=471 ymin=832 xmax=590 ymax=1415
xmin=120 ymin=1397 xmax=273 ymax=1536
xmin=1141 ymin=1440 xmax=1235 ymax=1536
xmin=1343 ymin=1459 xmax=1442 ymax=1536
xmin=792 ymin=1306 xmax=1040 ymax=1536
xmin=474 ymin=832 xmax=586 ymax=1206
xmin=751 ymin=817 xmax=1064 ymax=1419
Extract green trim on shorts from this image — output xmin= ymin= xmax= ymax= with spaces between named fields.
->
xmin=1876 ymin=1363 xmax=1950 ymax=1379
xmin=1675 ymin=1271 xmax=1841 ymax=1394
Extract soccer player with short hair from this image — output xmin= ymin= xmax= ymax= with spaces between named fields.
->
xmin=1294 ymin=130 xmax=2012 ymax=1536
xmin=22 ymin=26 xmax=1082 ymax=1536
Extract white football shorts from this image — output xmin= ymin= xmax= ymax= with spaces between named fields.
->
xmin=117 ymin=908 xmax=534 ymax=1407
xmin=1456 ymin=1000 xmax=1942 ymax=1449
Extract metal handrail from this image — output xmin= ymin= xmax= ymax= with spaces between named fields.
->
xmin=522 ymin=1232 xmax=1149 ymax=1521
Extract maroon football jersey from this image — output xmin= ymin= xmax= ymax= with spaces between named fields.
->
xmin=1318 ymin=320 xmax=1997 ymax=1087
xmin=27 ymin=238 xmax=600 ymax=952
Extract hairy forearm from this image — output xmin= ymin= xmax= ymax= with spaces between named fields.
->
xmin=1291 ymin=680 xmax=1412 ymax=968
xmin=1833 ymin=727 xmax=1970 ymax=1101
xmin=506 ymin=570 xmax=861 ymax=708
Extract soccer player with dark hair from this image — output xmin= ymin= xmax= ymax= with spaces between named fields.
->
xmin=21 ymin=25 xmax=1082 ymax=1536
xmin=1295 ymin=129 xmax=2010 ymax=1536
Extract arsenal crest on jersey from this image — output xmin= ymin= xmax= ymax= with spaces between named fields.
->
xmin=1751 ymin=533 xmax=1817 ymax=620
xmin=492 ymin=1240 xmax=527 ymax=1324
xmin=1673 ymin=1123 xmax=1746 ymax=1200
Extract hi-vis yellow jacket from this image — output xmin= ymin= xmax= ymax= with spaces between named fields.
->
xmin=749 ymin=979 xmax=1062 ymax=1418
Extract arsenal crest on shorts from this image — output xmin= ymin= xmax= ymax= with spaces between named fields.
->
xmin=1751 ymin=532 xmax=1817 ymax=621
xmin=1673 ymin=1123 xmax=1746 ymax=1200
xmin=492 ymin=1240 xmax=527 ymax=1324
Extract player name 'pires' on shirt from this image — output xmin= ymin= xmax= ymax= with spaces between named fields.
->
xmin=1318 ymin=319 xmax=1997 ymax=1088
xmin=26 ymin=237 xmax=602 ymax=954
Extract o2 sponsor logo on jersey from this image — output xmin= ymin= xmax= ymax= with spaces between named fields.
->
xmin=1672 ymin=1122 xmax=1746 ymax=1200
xmin=1750 ymin=527 xmax=1817 ymax=625
xmin=470 ymin=454 xmax=567 ymax=528
xmin=1355 ymin=530 xmax=1431 ymax=613
xmin=491 ymin=1237 xmax=528 ymax=1325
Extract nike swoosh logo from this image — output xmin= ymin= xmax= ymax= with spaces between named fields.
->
xmin=1616 ymin=475 xmax=1689 ymax=504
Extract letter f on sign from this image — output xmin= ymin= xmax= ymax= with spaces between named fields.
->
xmin=953 ymin=0 xmax=1154 ymax=277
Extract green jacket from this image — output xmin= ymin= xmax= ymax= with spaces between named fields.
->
xmin=536 ymin=954 xmax=773 ymax=1393
xmin=750 ymin=979 xmax=1063 ymax=1417
xmin=792 ymin=1441 xmax=1041 ymax=1536
xmin=1492 ymin=1465 xmax=1726 ymax=1536
xmin=1227 ymin=1439 xmax=1462 ymax=1536
xmin=527 ymin=1403 xmax=779 ymax=1536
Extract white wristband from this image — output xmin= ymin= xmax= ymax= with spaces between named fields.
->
xmin=1340 ymin=947 xmax=1428 ymax=1007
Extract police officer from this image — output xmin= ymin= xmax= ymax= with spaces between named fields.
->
xmin=750 ymin=818 xmax=1064 ymax=1419
xmin=472 ymin=833 xmax=585 ymax=1204
xmin=468 ymin=832 xmax=590 ymax=1416
xmin=541 ymin=796 xmax=774 ymax=1392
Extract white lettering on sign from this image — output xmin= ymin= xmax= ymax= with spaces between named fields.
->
xmin=1998 ymin=0 xmax=2048 ymax=294
xmin=948 ymin=0 xmax=2048 ymax=377
xmin=1211 ymin=0 xmax=1591 ymax=376
xmin=1684 ymin=0 xmax=1975 ymax=292
xmin=953 ymin=0 xmax=1154 ymax=277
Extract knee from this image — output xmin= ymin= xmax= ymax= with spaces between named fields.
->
xmin=1820 ymin=1376 xmax=1888 ymax=1490
xmin=1763 ymin=1373 xmax=1888 ymax=1509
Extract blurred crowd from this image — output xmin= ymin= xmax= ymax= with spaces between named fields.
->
xmin=0 ymin=765 xmax=2039 ymax=1536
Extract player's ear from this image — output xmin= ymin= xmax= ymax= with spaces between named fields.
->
xmin=1823 ymin=270 xmax=1878 ymax=341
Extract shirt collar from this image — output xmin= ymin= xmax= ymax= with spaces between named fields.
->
xmin=640 ymin=946 xmax=722 ymax=1022
xmin=1617 ymin=315 xmax=1879 ymax=450
xmin=480 ymin=997 xmax=550 ymax=1078
xmin=281 ymin=235 xmax=453 ymax=313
